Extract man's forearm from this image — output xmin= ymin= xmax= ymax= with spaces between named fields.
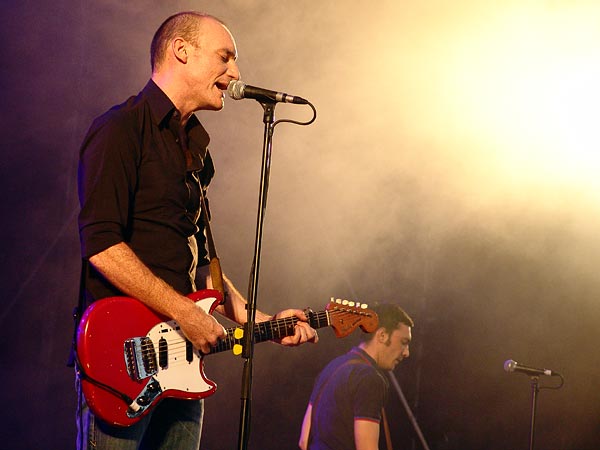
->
xmin=88 ymin=241 xmax=195 ymax=321
xmin=89 ymin=241 xmax=227 ymax=354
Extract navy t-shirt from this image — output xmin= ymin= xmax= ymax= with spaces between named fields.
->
xmin=308 ymin=347 xmax=389 ymax=450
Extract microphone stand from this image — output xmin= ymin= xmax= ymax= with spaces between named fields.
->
xmin=529 ymin=376 xmax=540 ymax=450
xmin=387 ymin=371 xmax=431 ymax=450
xmin=237 ymin=100 xmax=276 ymax=450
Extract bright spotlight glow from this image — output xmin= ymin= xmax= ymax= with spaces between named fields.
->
xmin=449 ymin=5 xmax=600 ymax=187
xmin=382 ymin=3 xmax=600 ymax=202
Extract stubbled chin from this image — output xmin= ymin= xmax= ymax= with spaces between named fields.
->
xmin=205 ymin=96 xmax=224 ymax=111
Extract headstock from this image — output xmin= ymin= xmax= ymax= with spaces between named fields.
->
xmin=326 ymin=298 xmax=379 ymax=338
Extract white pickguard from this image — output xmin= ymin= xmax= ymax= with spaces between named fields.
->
xmin=144 ymin=296 xmax=216 ymax=394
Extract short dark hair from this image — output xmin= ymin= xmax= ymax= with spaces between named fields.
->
xmin=361 ymin=303 xmax=414 ymax=342
xmin=150 ymin=11 xmax=224 ymax=72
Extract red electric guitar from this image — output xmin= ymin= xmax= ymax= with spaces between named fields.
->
xmin=76 ymin=289 xmax=378 ymax=427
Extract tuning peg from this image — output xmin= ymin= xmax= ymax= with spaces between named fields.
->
xmin=233 ymin=344 xmax=243 ymax=355
xmin=361 ymin=304 xmax=368 ymax=309
xmin=234 ymin=328 xmax=244 ymax=339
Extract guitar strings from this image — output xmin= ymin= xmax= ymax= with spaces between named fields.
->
xmin=134 ymin=308 xmax=372 ymax=368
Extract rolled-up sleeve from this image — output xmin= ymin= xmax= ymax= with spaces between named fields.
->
xmin=78 ymin=112 xmax=139 ymax=259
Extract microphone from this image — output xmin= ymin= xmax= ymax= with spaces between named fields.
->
xmin=504 ymin=359 xmax=557 ymax=376
xmin=227 ymin=80 xmax=308 ymax=104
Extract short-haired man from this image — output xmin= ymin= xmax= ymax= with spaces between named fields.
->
xmin=76 ymin=11 xmax=317 ymax=449
xmin=299 ymin=304 xmax=414 ymax=450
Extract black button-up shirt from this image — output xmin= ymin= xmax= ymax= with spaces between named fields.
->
xmin=78 ymin=79 xmax=214 ymax=302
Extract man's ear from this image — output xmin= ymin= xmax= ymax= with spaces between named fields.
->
xmin=172 ymin=38 xmax=189 ymax=64
xmin=375 ymin=327 xmax=388 ymax=343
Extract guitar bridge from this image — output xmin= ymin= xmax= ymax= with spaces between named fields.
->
xmin=124 ymin=337 xmax=158 ymax=381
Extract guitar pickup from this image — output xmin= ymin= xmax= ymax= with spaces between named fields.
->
xmin=124 ymin=337 xmax=158 ymax=381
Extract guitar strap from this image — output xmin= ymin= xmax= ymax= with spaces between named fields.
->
xmin=381 ymin=406 xmax=394 ymax=450
xmin=199 ymin=185 xmax=226 ymax=300
xmin=180 ymin=121 xmax=225 ymax=301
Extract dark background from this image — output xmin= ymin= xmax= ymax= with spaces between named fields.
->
xmin=2 ymin=1 xmax=600 ymax=449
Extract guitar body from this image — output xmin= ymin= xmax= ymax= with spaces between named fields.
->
xmin=76 ymin=291 xmax=378 ymax=427
xmin=76 ymin=289 xmax=223 ymax=427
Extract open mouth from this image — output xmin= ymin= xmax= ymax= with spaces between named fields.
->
xmin=216 ymin=80 xmax=229 ymax=91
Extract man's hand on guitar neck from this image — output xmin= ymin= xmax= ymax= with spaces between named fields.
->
xmin=202 ymin=267 xmax=319 ymax=347
xmin=172 ymin=304 xmax=320 ymax=353
xmin=270 ymin=309 xmax=320 ymax=346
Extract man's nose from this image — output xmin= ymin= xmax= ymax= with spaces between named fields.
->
xmin=228 ymin=61 xmax=240 ymax=81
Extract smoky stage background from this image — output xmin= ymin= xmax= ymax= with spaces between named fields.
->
xmin=2 ymin=1 xmax=600 ymax=449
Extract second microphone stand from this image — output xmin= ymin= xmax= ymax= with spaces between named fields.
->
xmin=528 ymin=376 xmax=540 ymax=450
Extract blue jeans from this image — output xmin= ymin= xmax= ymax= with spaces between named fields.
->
xmin=76 ymin=375 xmax=204 ymax=449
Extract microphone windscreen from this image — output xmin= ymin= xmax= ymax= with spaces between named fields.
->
xmin=504 ymin=359 xmax=517 ymax=372
xmin=227 ymin=80 xmax=245 ymax=100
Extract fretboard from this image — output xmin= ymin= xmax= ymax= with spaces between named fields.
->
xmin=208 ymin=310 xmax=330 ymax=355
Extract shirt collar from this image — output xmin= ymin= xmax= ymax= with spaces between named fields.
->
xmin=351 ymin=346 xmax=378 ymax=367
xmin=142 ymin=79 xmax=210 ymax=150
xmin=143 ymin=79 xmax=176 ymax=127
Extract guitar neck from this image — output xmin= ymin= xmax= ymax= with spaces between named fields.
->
xmin=208 ymin=310 xmax=329 ymax=355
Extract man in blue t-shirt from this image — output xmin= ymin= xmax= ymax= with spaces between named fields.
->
xmin=299 ymin=304 xmax=414 ymax=450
